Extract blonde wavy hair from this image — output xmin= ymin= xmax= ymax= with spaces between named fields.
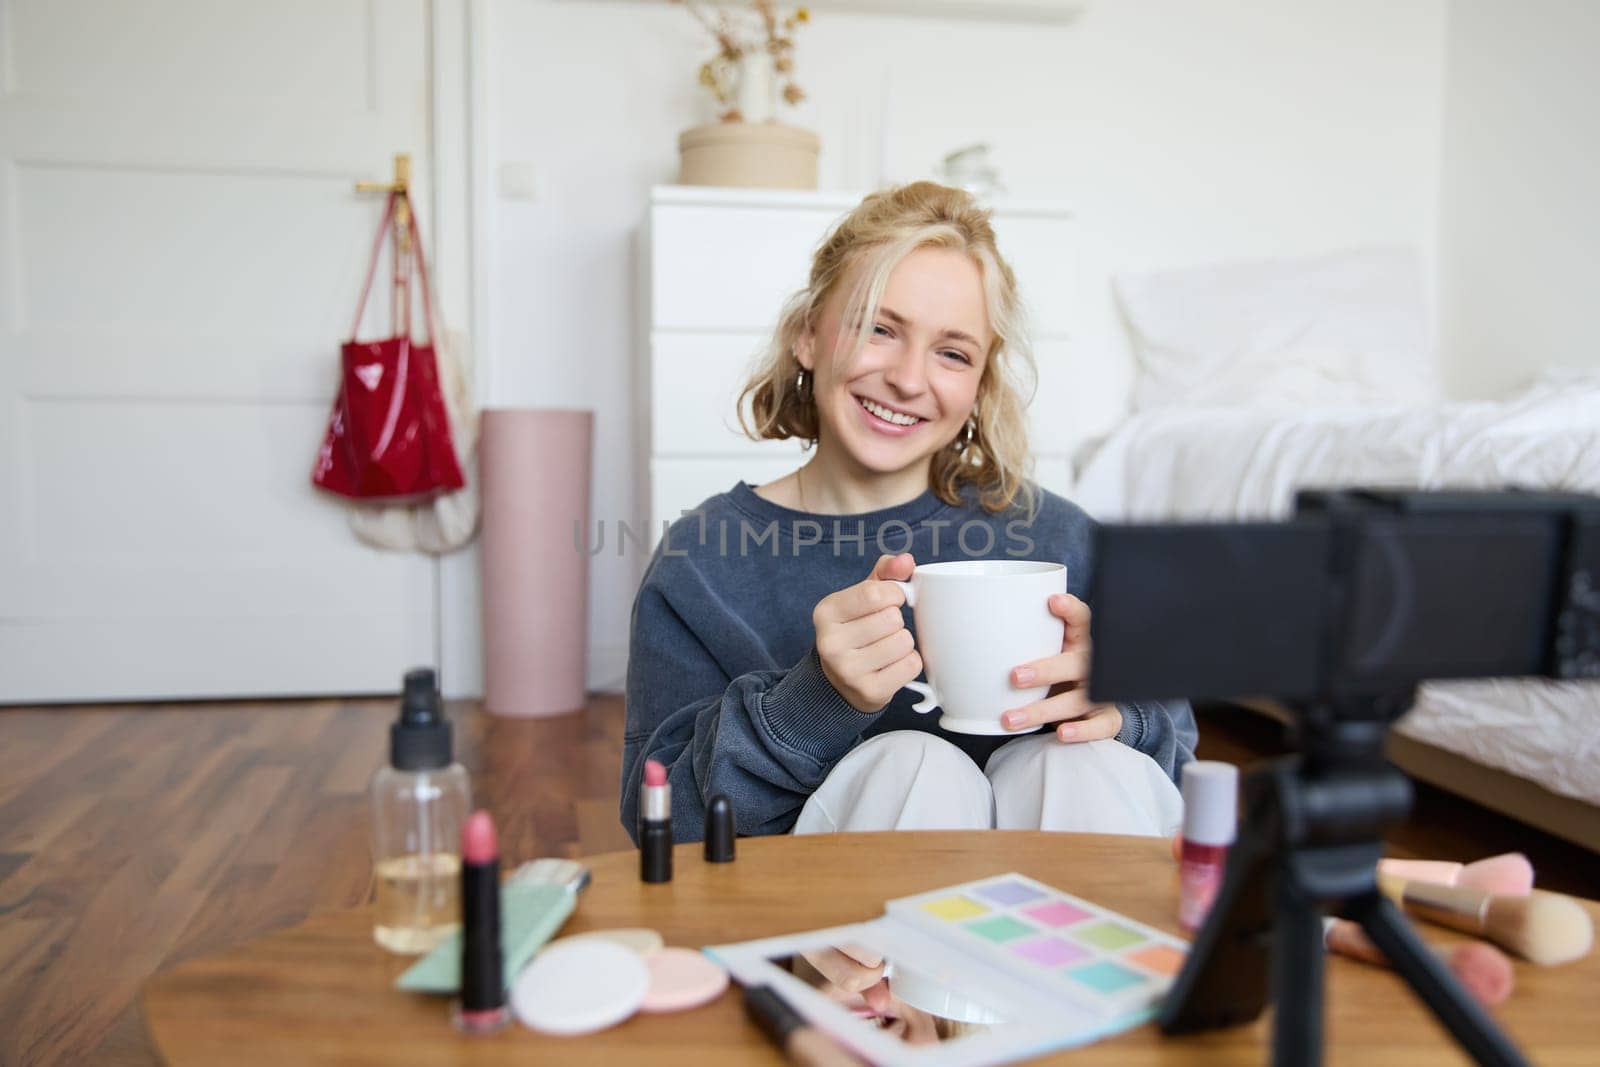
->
xmin=737 ymin=181 xmax=1038 ymax=517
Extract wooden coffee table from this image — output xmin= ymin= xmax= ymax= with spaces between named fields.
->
xmin=143 ymin=831 xmax=1599 ymax=1065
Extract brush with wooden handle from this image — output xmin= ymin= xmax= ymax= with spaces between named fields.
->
xmin=1376 ymin=871 xmax=1594 ymax=966
xmin=1378 ymin=853 xmax=1534 ymax=896
xmin=1323 ymin=917 xmax=1514 ymax=1007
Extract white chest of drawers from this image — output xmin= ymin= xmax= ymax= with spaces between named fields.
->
xmin=639 ymin=185 xmax=1081 ymax=542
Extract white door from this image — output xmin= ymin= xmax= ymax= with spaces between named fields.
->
xmin=0 ymin=0 xmax=442 ymax=702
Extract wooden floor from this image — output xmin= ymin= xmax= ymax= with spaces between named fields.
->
xmin=1 ymin=697 xmax=1595 ymax=1066
xmin=0 ymin=695 xmax=633 ymax=1067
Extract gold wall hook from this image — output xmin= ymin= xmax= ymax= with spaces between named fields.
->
xmin=355 ymin=153 xmax=411 ymax=195
xmin=355 ymin=153 xmax=413 ymax=255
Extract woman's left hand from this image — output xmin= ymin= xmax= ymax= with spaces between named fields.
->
xmin=1002 ymin=593 xmax=1123 ymax=743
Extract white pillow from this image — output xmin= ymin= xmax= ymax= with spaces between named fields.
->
xmin=1115 ymin=247 xmax=1438 ymax=412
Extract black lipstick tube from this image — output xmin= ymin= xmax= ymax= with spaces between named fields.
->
xmin=640 ymin=781 xmax=673 ymax=884
xmin=453 ymin=850 xmax=508 ymax=1033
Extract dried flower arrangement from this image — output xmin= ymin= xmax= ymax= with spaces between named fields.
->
xmin=673 ymin=1 xmax=809 ymax=123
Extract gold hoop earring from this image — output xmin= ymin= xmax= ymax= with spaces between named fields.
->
xmin=955 ymin=417 xmax=977 ymax=452
xmin=793 ymin=365 xmax=816 ymax=452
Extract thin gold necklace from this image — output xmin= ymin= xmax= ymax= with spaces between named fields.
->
xmin=796 ymin=464 xmax=809 ymax=513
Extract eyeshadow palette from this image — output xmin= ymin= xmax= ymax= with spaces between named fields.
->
xmin=708 ymin=871 xmax=1192 ymax=1067
xmin=886 ymin=873 xmax=1187 ymax=1018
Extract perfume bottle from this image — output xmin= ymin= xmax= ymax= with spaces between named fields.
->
xmin=370 ymin=668 xmax=471 ymax=954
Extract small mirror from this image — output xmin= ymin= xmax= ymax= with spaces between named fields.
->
xmin=766 ymin=941 xmax=1011 ymax=1048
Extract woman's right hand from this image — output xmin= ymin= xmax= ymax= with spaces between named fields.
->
xmin=813 ymin=553 xmax=921 ymax=714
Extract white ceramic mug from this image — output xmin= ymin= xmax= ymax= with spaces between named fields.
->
xmin=890 ymin=560 xmax=1067 ymax=735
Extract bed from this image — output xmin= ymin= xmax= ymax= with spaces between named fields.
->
xmin=1071 ymin=248 xmax=1600 ymax=851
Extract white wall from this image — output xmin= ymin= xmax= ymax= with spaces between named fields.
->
xmin=486 ymin=0 xmax=1447 ymax=692
xmin=1436 ymin=0 xmax=1600 ymax=399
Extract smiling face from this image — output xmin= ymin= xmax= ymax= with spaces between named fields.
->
xmin=797 ymin=246 xmax=993 ymax=480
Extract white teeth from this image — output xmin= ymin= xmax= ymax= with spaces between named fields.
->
xmin=858 ymin=396 xmax=921 ymax=427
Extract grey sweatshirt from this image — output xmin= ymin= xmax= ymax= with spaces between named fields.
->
xmin=620 ymin=480 xmax=1198 ymax=844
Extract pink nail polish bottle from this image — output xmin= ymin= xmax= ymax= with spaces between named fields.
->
xmin=1177 ymin=760 xmax=1239 ymax=933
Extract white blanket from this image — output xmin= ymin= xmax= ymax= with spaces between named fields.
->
xmin=1075 ymin=372 xmax=1600 ymax=805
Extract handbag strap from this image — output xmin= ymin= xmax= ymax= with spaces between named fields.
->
xmin=349 ymin=191 xmax=398 ymax=341
xmin=367 ymin=194 xmax=443 ymax=463
xmin=403 ymin=191 xmax=439 ymax=345
xmin=349 ymin=189 xmax=440 ymax=344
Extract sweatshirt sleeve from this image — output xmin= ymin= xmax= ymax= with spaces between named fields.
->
xmin=619 ymin=555 xmax=882 ymax=844
xmin=1113 ymin=699 xmax=1199 ymax=783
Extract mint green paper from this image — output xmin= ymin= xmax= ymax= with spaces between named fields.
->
xmin=394 ymin=883 xmax=575 ymax=993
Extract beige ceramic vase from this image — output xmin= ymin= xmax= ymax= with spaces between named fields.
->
xmin=677 ymin=121 xmax=820 ymax=189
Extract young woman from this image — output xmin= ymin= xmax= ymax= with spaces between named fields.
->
xmin=622 ymin=182 xmax=1195 ymax=842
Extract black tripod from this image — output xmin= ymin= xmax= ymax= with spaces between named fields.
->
xmin=1157 ymin=694 xmax=1530 ymax=1067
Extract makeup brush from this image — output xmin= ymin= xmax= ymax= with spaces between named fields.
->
xmin=1376 ymin=872 xmax=1594 ymax=966
xmin=1379 ymin=853 xmax=1535 ymax=896
xmin=1171 ymin=838 xmax=1538 ymax=898
xmin=1323 ymin=918 xmax=1514 ymax=1007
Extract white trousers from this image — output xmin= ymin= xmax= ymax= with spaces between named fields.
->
xmin=793 ymin=731 xmax=1184 ymax=837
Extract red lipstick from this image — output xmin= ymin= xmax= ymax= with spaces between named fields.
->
xmin=639 ymin=759 xmax=673 ymax=884
xmin=452 ymin=810 xmax=510 ymax=1035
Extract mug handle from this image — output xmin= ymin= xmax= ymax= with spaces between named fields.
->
xmin=888 ymin=580 xmax=937 ymax=713
xmin=903 ymin=680 xmax=939 ymax=715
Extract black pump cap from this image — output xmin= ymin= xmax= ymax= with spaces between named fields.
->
xmin=391 ymin=667 xmax=453 ymax=771
xmin=704 ymin=794 xmax=736 ymax=863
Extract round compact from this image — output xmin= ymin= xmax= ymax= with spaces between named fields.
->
xmin=640 ymin=947 xmax=730 ymax=1013
xmin=558 ymin=927 xmax=665 ymax=959
xmin=511 ymin=939 xmax=649 ymax=1036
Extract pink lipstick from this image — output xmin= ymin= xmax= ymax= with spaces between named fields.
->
xmin=451 ymin=810 xmax=510 ymax=1035
xmin=639 ymin=759 xmax=673 ymax=884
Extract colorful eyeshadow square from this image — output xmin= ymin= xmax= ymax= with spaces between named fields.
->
xmin=1022 ymin=900 xmax=1093 ymax=928
xmin=1125 ymin=943 xmax=1186 ymax=977
xmin=965 ymin=915 xmax=1034 ymax=943
xmin=1011 ymin=937 xmax=1089 ymax=967
xmin=975 ymin=880 xmax=1047 ymax=907
xmin=920 ymin=896 xmax=989 ymax=921
xmin=1074 ymin=921 xmax=1145 ymax=951
xmin=1066 ymin=960 xmax=1147 ymax=996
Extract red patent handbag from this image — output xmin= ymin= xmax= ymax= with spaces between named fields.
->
xmin=312 ymin=190 xmax=466 ymax=500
